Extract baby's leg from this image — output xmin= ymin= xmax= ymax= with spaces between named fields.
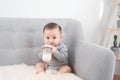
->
xmin=58 ymin=65 xmax=72 ymax=73
xmin=35 ymin=62 xmax=46 ymax=74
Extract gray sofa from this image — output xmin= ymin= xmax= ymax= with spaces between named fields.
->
xmin=0 ymin=18 xmax=115 ymax=80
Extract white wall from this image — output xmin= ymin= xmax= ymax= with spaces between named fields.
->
xmin=0 ymin=0 xmax=113 ymax=44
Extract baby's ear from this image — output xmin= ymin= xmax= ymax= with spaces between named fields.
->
xmin=60 ymin=35 xmax=63 ymax=40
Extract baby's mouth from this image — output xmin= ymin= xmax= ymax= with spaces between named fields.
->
xmin=50 ymin=44 xmax=55 ymax=46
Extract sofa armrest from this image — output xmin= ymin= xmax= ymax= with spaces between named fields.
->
xmin=72 ymin=41 xmax=115 ymax=80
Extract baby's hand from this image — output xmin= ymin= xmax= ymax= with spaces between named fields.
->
xmin=51 ymin=47 xmax=57 ymax=54
xmin=40 ymin=46 xmax=44 ymax=53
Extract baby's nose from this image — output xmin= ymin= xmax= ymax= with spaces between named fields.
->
xmin=48 ymin=39 xmax=54 ymax=44
xmin=49 ymin=39 xmax=53 ymax=42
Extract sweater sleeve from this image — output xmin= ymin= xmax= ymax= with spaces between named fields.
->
xmin=53 ymin=43 xmax=68 ymax=62
xmin=38 ymin=52 xmax=43 ymax=61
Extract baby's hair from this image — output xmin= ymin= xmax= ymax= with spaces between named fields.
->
xmin=43 ymin=23 xmax=62 ymax=34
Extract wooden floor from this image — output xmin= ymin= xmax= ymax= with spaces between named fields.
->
xmin=114 ymin=74 xmax=120 ymax=80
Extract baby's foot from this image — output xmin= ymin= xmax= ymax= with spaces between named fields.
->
xmin=36 ymin=71 xmax=40 ymax=74
xmin=36 ymin=70 xmax=44 ymax=75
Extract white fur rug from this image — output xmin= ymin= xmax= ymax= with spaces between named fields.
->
xmin=0 ymin=64 xmax=83 ymax=80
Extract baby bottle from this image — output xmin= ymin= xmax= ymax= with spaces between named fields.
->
xmin=42 ymin=44 xmax=52 ymax=62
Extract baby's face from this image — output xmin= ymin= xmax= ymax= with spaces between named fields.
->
xmin=43 ymin=28 xmax=63 ymax=47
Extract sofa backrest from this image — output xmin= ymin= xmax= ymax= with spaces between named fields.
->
xmin=0 ymin=18 xmax=84 ymax=65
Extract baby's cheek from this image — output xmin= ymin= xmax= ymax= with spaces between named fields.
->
xmin=45 ymin=41 xmax=49 ymax=44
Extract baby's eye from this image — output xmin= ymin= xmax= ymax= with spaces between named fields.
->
xmin=47 ymin=37 xmax=49 ymax=39
xmin=53 ymin=37 xmax=56 ymax=39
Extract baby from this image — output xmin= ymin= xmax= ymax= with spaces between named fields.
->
xmin=36 ymin=23 xmax=71 ymax=74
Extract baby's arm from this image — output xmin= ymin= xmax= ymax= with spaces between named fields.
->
xmin=38 ymin=52 xmax=43 ymax=61
xmin=38 ymin=45 xmax=47 ymax=61
xmin=53 ymin=43 xmax=68 ymax=62
xmin=38 ymin=46 xmax=44 ymax=61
